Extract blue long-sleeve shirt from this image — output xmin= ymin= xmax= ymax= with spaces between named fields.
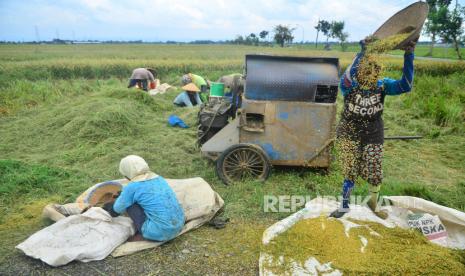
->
xmin=340 ymin=52 xmax=414 ymax=96
xmin=337 ymin=51 xmax=415 ymax=144
xmin=113 ymin=176 xmax=185 ymax=241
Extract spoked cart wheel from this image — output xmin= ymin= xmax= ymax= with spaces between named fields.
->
xmin=216 ymin=143 xmax=271 ymax=185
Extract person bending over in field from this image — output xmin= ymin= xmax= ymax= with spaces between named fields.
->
xmin=217 ymin=73 xmax=244 ymax=95
xmin=104 ymin=155 xmax=185 ymax=242
xmin=329 ymin=39 xmax=416 ymax=219
xmin=127 ymin=68 xmax=157 ymax=91
xmin=217 ymin=73 xmax=244 ymax=112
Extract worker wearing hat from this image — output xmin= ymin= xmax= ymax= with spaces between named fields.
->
xmin=173 ymin=82 xmax=203 ymax=107
xmin=107 ymin=155 xmax=185 ymax=242
xmin=182 ymin=73 xmax=209 ymax=102
xmin=330 ymin=38 xmax=416 ymax=219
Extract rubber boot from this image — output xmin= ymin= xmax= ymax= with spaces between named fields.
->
xmin=367 ymin=184 xmax=388 ymax=220
xmin=329 ymin=179 xmax=354 ymax=218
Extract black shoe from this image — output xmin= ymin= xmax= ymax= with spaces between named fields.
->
xmin=208 ymin=217 xmax=230 ymax=229
xmin=329 ymin=209 xmax=349 ymax=218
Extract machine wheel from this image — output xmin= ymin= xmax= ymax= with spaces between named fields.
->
xmin=216 ymin=144 xmax=271 ymax=185
xmin=197 ymin=124 xmax=207 ymax=147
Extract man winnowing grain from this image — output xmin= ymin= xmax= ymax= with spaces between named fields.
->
xmin=330 ymin=39 xmax=416 ymax=219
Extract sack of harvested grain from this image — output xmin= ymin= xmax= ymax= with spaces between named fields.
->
xmin=17 ymin=207 xmax=135 ymax=267
xmin=407 ymin=213 xmax=449 ymax=247
xmin=259 ymin=197 xmax=465 ymax=275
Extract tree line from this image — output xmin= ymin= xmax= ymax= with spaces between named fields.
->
xmin=230 ymin=1 xmax=465 ymax=59
xmin=424 ymin=0 xmax=465 ymax=59
xmin=232 ymin=22 xmax=349 ymax=49
xmin=231 ymin=30 xmax=270 ymax=46
xmin=314 ymin=20 xmax=348 ymax=50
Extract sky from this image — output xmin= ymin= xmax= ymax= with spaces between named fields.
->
xmin=1 ymin=0 xmax=464 ymax=42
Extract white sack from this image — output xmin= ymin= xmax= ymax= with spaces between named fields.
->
xmin=16 ymin=207 xmax=135 ymax=267
xmin=259 ymin=196 xmax=465 ymax=276
xmin=148 ymin=81 xmax=173 ymax=96
xmin=385 ymin=196 xmax=465 ymax=250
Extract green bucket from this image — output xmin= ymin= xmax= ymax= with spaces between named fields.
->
xmin=210 ymin=82 xmax=225 ymax=97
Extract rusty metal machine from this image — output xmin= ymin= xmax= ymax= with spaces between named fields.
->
xmin=200 ymin=54 xmax=339 ymax=184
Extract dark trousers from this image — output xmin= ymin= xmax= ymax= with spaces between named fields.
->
xmin=127 ymin=203 xmax=146 ymax=233
xmin=128 ymin=79 xmax=148 ymax=91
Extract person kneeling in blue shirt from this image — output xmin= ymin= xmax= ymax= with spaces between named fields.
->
xmin=109 ymin=155 xmax=185 ymax=242
xmin=173 ymin=83 xmax=203 ymax=108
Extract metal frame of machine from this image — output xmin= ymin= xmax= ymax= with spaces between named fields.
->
xmin=200 ymin=54 xmax=340 ymax=184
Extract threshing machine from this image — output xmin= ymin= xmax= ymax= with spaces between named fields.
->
xmin=199 ymin=54 xmax=340 ymax=184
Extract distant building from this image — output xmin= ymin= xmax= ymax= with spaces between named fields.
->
xmin=72 ymin=41 xmax=102 ymax=44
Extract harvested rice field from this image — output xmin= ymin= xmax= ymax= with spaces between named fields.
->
xmin=1 ymin=44 xmax=464 ymax=275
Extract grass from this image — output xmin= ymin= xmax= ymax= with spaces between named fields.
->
xmin=390 ymin=44 xmax=465 ymax=60
xmin=0 ymin=44 xmax=464 ymax=274
xmin=0 ymin=160 xmax=73 ymax=206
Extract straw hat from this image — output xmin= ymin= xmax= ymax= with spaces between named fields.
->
xmin=182 ymin=83 xmax=200 ymax=92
